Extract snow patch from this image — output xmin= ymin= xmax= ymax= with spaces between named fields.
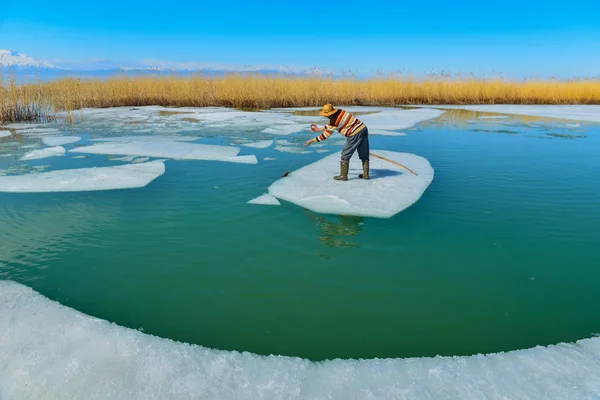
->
xmin=359 ymin=108 xmax=444 ymax=134
xmin=274 ymin=146 xmax=311 ymax=155
xmin=1 ymin=280 xmax=600 ymax=400
xmin=42 ymin=136 xmax=81 ymax=146
xmin=91 ymin=135 xmax=199 ymax=143
xmin=241 ymin=140 xmax=274 ymax=149
xmin=0 ymin=123 xmax=51 ymax=130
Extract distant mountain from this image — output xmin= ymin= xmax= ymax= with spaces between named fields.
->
xmin=0 ymin=50 xmax=61 ymax=69
xmin=1 ymin=49 xmax=333 ymax=82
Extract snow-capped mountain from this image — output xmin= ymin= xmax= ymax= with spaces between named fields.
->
xmin=0 ymin=50 xmax=59 ymax=69
xmin=1 ymin=49 xmax=334 ymax=83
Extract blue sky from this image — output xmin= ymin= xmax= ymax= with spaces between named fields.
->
xmin=2 ymin=0 xmax=599 ymax=77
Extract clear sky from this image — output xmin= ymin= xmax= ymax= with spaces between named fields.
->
xmin=2 ymin=0 xmax=599 ymax=77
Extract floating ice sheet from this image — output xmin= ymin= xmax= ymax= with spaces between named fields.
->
xmin=264 ymin=157 xmax=276 ymax=161
xmin=109 ymin=155 xmax=137 ymax=162
xmin=241 ymin=140 xmax=274 ymax=149
xmin=359 ymin=108 xmax=444 ymax=134
xmin=0 ymin=123 xmax=50 ymax=130
xmin=20 ymin=146 xmax=66 ymax=161
xmin=20 ymin=128 xmax=61 ymax=135
xmin=437 ymin=105 xmax=600 ymax=123
xmin=0 ymin=161 xmax=165 ymax=193
xmin=71 ymin=141 xmax=257 ymax=164
xmin=268 ymin=150 xmax=434 ymax=218
xmin=248 ymin=194 xmax=281 ymax=206
xmin=274 ymin=146 xmax=311 ymax=155
xmin=42 ymin=136 xmax=82 ymax=146
xmin=1 ymin=280 xmax=600 ymax=400
xmin=91 ymin=135 xmax=199 ymax=143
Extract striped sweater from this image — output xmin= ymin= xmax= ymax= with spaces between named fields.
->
xmin=314 ymin=109 xmax=366 ymax=142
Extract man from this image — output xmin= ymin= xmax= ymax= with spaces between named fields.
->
xmin=304 ymin=104 xmax=370 ymax=181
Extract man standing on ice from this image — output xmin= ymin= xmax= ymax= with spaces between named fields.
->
xmin=304 ymin=104 xmax=370 ymax=181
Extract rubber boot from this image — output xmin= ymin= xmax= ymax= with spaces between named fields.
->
xmin=359 ymin=160 xmax=369 ymax=180
xmin=333 ymin=161 xmax=349 ymax=181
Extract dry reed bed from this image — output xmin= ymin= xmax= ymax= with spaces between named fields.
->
xmin=2 ymin=75 xmax=600 ymax=124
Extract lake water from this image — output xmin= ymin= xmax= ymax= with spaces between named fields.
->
xmin=1 ymin=106 xmax=599 ymax=378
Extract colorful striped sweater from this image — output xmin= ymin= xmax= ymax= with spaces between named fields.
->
xmin=314 ymin=109 xmax=366 ymax=142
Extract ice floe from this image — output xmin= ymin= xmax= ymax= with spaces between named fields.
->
xmin=42 ymin=136 xmax=82 ymax=146
xmin=248 ymin=194 xmax=281 ymax=206
xmin=20 ymin=128 xmax=61 ymax=135
xmin=109 ymin=155 xmax=137 ymax=162
xmin=132 ymin=157 xmax=150 ymax=164
xmin=1 ymin=280 xmax=600 ymax=400
xmin=91 ymin=135 xmax=199 ymax=143
xmin=437 ymin=105 xmax=600 ymax=123
xmin=71 ymin=141 xmax=257 ymax=164
xmin=0 ymin=161 xmax=165 ymax=193
xmin=359 ymin=108 xmax=444 ymax=135
xmin=20 ymin=146 xmax=66 ymax=161
xmin=0 ymin=130 xmax=10 ymax=138
xmin=241 ymin=140 xmax=274 ymax=149
xmin=268 ymin=150 xmax=434 ymax=218
xmin=274 ymin=146 xmax=311 ymax=155
xmin=263 ymin=157 xmax=276 ymax=161
xmin=0 ymin=123 xmax=51 ymax=130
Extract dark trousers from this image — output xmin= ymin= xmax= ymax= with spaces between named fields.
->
xmin=341 ymin=127 xmax=369 ymax=162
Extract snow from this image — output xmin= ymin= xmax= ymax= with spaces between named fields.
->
xmin=261 ymin=125 xmax=303 ymax=135
xmin=0 ymin=49 xmax=56 ymax=68
xmin=42 ymin=136 xmax=81 ymax=146
xmin=1 ymin=280 xmax=600 ymax=400
xmin=248 ymin=194 xmax=281 ymax=206
xmin=241 ymin=140 xmax=274 ymax=149
xmin=91 ymin=135 xmax=199 ymax=143
xmin=71 ymin=141 xmax=257 ymax=164
xmin=0 ymin=123 xmax=51 ymax=130
xmin=268 ymin=150 xmax=434 ymax=218
xmin=436 ymin=105 xmax=600 ymax=123
xmin=0 ymin=130 xmax=10 ymax=138
xmin=274 ymin=146 xmax=311 ymax=155
xmin=20 ymin=128 xmax=60 ymax=135
xmin=20 ymin=146 xmax=66 ymax=161
xmin=110 ymin=156 xmax=137 ymax=162
xmin=359 ymin=108 xmax=444 ymax=135
xmin=0 ymin=161 xmax=165 ymax=193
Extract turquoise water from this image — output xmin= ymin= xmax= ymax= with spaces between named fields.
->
xmin=1 ymin=108 xmax=599 ymax=362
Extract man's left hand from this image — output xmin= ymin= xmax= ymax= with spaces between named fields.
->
xmin=304 ymin=139 xmax=315 ymax=147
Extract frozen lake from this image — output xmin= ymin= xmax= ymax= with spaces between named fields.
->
xmin=1 ymin=105 xmax=600 ymax=399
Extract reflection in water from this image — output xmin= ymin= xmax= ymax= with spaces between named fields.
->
xmin=421 ymin=108 xmax=593 ymax=140
xmin=304 ymin=209 xmax=364 ymax=248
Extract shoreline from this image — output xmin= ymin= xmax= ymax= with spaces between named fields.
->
xmin=2 ymin=75 xmax=600 ymax=124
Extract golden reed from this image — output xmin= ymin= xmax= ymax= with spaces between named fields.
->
xmin=2 ymin=74 xmax=600 ymax=124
